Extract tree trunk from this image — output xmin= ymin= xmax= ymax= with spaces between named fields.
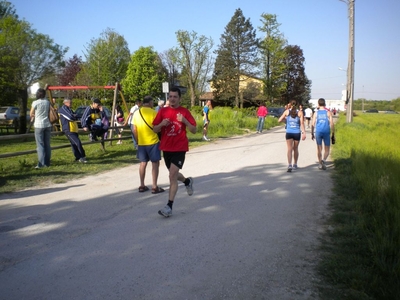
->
xmin=18 ymin=88 xmax=28 ymax=134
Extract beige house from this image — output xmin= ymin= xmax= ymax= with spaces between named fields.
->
xmin=200 ymin=75 xmax=264 ymax=106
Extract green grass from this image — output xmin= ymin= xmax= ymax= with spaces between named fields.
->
xmin=318 ymin=113 xmax=400 ymax=300
xmin=0 ymin=109 xmax=280 ymax=193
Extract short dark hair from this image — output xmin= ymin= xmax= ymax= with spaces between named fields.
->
xmin=318 ymin=98 xmax=326 ymax=106
xmin=36 ymin=88 xmax=46 ymax=99
xmin=143 ymin=96 xmax=153 ymax=104
xmin=170 ymin=86 xmax=181 ymax=97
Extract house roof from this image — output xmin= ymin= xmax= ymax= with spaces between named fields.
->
xmin=199 ymin=92 xmax=214 ymax=100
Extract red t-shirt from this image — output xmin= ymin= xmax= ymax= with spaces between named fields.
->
xmin=153 ymin=106 xmax=196 ymax=152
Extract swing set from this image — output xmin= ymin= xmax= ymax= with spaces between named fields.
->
xmin=44 ymin=82 xmax=129 ymax=144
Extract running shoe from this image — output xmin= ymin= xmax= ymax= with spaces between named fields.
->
xmin=287 ymin=165 xmax=292 ymax=172
xmin=158 ymin=205 xmax=172 ymax=217
xmin=185 ymin=177 xmax=194 ymax=196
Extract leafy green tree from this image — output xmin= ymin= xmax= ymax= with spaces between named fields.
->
xmin=282 ymin=45 xmax=311 ymax=105
xmin=212 ymin=8 xmax=259 ymax=108
xmin=258 ymin=13 xmax=287 ymax=103
xmin=83 ymin=28 xmax=130 ymax=88
xmin=122 ymin=46 xmax=167 ymax=100
xmin=174 ymin=30 xmax=214 ymax=107
xmin=0 ymin=2 xmax=67 ymax=132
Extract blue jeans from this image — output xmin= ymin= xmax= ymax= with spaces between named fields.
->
xmin=256 ymin=117 xmax=265 ymax=132
xmin=34 ymin=126 xmax=52 ymax=167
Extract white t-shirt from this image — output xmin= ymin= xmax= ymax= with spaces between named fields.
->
xmin=128 ymin=105 xmax=139 ymax=125
xmin=304 ymin=108 xmax=313 ymax=118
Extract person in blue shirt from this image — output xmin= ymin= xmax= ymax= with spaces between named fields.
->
xmin=311 ymin=98 xmax=335 ymax=170
xmin=278 ymin=100 xmax=306 ymax=172
xmin=59 ymin=98 xmax=87 ymax=163
xmin=202 ymin=100 xmax=212 ymax=141
xmin=81 ymin=98 xmax=109 ymax=142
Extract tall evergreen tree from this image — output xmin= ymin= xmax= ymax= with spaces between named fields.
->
xmin=282 ymin=45 xmax=311 ymax=105
xmin=212 ymin=8 xmax=259 ymax=107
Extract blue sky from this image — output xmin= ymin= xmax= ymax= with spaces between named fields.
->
xmin=10 ymin=0 xmax=400 ymax=101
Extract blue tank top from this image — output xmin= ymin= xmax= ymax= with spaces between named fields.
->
xmin=315 ymin=110 xmax=330 ymax=133
xmin=286 ymin=114 xmax=300 ymax=134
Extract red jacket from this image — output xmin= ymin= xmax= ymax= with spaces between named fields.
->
xmin=257 ymin=106 xmax=268 ymax=117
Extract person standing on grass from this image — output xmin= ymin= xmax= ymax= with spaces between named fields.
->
xmin=311 ymin=98 xmax=334 ymax=170
xmin=153 ymin=87 xmax=197 ymax=218
xmin=278 ymin=101 xmax=306 ymax=172
xmin=202 ymin=100 xmax=212 ymax=141
xmin=30 ymin=88 xmax=52 ymax=169
xmin=133 ymin=96 xmax=164 ymax=194
xmin=256 ymin=103 xmax=268 ymax=133
xmin=114 ymin=104 xmax=124 ymax=145
xmin=58 ymin=98 xmax=87 ymax=163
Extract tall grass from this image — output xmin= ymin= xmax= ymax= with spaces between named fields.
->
xmin=0 ymin=108 xmax=280 ymax=193
xmin=319 ymin=114 xmax=400 ymax=299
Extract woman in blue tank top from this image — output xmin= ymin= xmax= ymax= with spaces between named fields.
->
xmin=278 ymin=101 xmax=306 ymax=172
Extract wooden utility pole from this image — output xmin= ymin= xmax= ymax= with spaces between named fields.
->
xmin=341 ymin=0 xmax=355 ymax=123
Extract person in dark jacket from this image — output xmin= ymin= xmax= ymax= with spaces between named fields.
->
xmin=81 ymin=98 xmax=109 ymax=141
xmin=59 ymin=99 xmax=87 ymax=163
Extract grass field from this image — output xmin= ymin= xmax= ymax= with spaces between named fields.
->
xmin=319 ymin=113 xmax=400 ymax=299
xmin=0 ymin=108 xmax=279 ymax=194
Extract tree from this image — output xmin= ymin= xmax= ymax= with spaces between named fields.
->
xmin=159 ymin=48 xmax=180 ymax=89
xmin=0 ymin=2 xmax=67 ymax=132
xmin=212 ymin=8 xmax=259 ymax=108
xmin=258 ymin=13 xmax=287 ymax=103
xmin=83 ymin=28 xmax=130 ymax=88
xmin=282 ymin=45 xmax=311 ymax=105
xmin=174 ymin=30 xmax=214 ymax=107
xmin=58 ymin=54 xmax=83 ymax=86
xmin=122 ymin=46 xmax=167 ymax=100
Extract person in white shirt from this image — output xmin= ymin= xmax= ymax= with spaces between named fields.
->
xmin=304 ymin=107 xmax=313 ymax=128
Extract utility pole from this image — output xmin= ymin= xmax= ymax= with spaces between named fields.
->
xmin=340 ymin=0 xmax=355 ymax=123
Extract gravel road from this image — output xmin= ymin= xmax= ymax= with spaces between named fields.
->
xmin=0 ymin=124 xmax=333 ymax=299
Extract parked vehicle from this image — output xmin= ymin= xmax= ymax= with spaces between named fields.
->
xmin=75 ymin=106 xmax=112 ymax=128
xmin=0 ymin=106 xmax=30 ymax=127
xmin=385 ymin=110 xmax=398 ymax=114
xmin=268 ymin=107 xmax=286 ymax=118
xmin=364 ymin=109 xmax=379 ymax=113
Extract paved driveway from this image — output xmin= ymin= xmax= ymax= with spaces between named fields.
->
xmin=0 ymin=125 xmax=333 ymax=299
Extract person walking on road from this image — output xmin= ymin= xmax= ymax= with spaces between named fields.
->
xmin=311 ymin=98 xmax=334 ymax=170
xmin=202 ymin=100 xmax=212 ymax=141
xmin=278 ymin=101 xmax=306 ymax=172
xmin=256 ymin=103 xmax=268 ymax=133
xmin=153 ymin=87 xmax=197 ymax=217
xmin=133 ymin=96 xmax=164 ymax=194
xmin=304 ymin=106 xmax=313 ymax=129
xmin=30 ymin=88 xmax=52 ymax=169
xmin=58 ymin=98 xmax=87 ymax=163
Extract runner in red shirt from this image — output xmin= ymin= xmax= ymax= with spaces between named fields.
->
xmin=153 ymin=87 xmax=197 ymax=217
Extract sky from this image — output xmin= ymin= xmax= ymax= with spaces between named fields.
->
xmin=10 ymin=0 xmax=400 ymax=101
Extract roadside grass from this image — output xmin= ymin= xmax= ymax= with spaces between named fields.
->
xmin=318 ymin=114 xmax=400 ymax=299
xmin=0 ymin=109 xmax=280 ymax=194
